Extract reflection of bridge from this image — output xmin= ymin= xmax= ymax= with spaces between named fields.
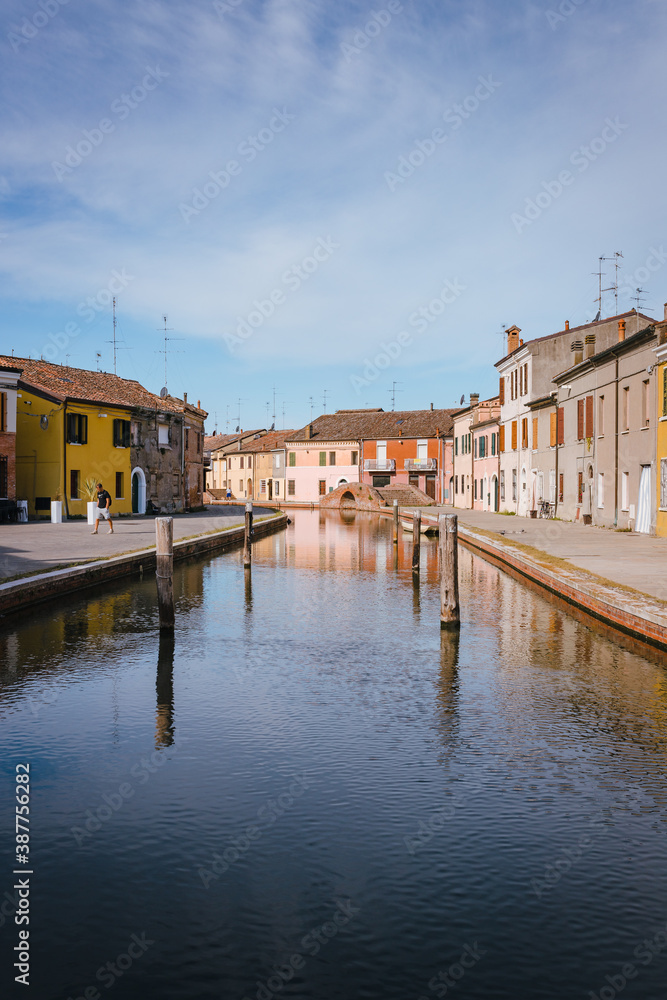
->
xmin=319 ymin=482 xmax=435 ymax=510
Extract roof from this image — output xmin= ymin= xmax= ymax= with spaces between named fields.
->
xmin=495 ymin=310 xmax=657 ymax=367
xmin=286 ymin=408 xmax=457 ymax=443
xmin=0 ymin=364 xmax=22 ymax=375
xmin=552 ymin=325 xmax=656 ymax=383
xmin=0 ymin=355 xmax=185 ymax=413
xmin=205 ymin=429 xmax=266 ymax=453
xmin=237 ymin=430 xmax=296 ymax=453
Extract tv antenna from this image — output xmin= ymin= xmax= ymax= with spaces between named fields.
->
xmin=633 ymin=287 xmax=648 ymax=311
xmin=592 ymin=252 xmax=623 ymax=319
xmin=388 ymin=381 xmax=403 ymax=411
xmin=155 ymin=314 xmax=184 ymax=389
xmin=106 ymin=297 xmax=131 ymax=375
xmin=95 ymin=351 xmax=102 ymax=372
xmin=235 ymin=397 xmax=247 ymax=432
xmin=322 ymin=389 xmax=330 ymax=413
xmin=308 ymin=396 xmax=314 ymax=421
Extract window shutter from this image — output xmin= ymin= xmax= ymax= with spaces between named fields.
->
xmin=585 ymin=395 xmax=593 ymax=438
xmin=532 ymin=417 xmax=538 ymax=450
xmin=511 ymin=421 xmax=517 ymax=450
xmin=550 ymin=413 xmax=557 ymax=447
xmin=663 ymin=368 xmax=667 ymax=417
xmin=577 ymin=399 xmax=584 ymax=440
xmin=81 ymin=415 xmax=88 ymax=444
xmin=113 ymin=419 xmax=119 ymax=447
xmin=499 ymin=377 xmax=505 ymax=405
xmin=499 ymin=425 xmax=505 ymax=452
xmin=557 ymin=407 xmax=564 ymax=445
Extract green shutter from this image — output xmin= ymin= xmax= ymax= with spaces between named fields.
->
xmin=319 ymin=452 xmax=326 ymax=466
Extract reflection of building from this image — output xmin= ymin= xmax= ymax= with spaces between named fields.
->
xmin=655 ymin=307 xmax=667 ymax=537
xmin=0 ymin=363 xmax=21 ymax=505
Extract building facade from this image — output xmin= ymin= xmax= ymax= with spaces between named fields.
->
xmin=655 ymin=307 xmax=667 ymax=537
xmin=0 ymin=364 xmax=21 ymax=503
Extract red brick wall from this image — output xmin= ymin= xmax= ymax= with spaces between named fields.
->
xmin=0 ymin=431 xmax=16 ymax=499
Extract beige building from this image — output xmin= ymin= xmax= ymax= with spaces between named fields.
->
xmin=235 ymin=431 xmax=295 ymax=502
xmin=205 ymin=429 xmax=266 ymax=496
xmin=552 ymin=318 xmax=658 ymax=531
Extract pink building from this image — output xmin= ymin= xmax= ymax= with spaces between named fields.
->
xmin=472 ymin=398 xmax=501 ymax=511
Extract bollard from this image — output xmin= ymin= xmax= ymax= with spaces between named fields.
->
xmin=393 ymin=499 xmax=399 ymax=544
xmin=155 ymin=517 xmax=175 ymax=631
xmin=439 ymin=513 xmax=460 ymax=630
xmin=243 ymin=501 xmax=253 ymax=567
xmin=412 ymin=509 xmax=421 ymax=575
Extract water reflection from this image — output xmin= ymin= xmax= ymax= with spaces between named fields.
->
xmin=155 ymin=632 xmax=175 ymax=749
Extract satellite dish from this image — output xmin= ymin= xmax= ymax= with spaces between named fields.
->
xmin=40 ymin=415 xmax=49 ymax=430
xmin=160 ymin=387 xmax=168 ymax=398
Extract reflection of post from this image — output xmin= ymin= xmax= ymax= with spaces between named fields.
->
xmin=243 ymin=501 xmax=253 ymax=567
xmin=393 ymin=500 xmax=399 ymax=544
xmin=156 ymin=518 xmax=175 ymax=630
xmin=439 ymin=514 xmax=460 ymax=629
xmin=156 ymin=632 xmax=175 ymax=749
xmin=244 ymin=566 xmax=252 ymax=612
xmin=412 ymin=510 xmax=421 ymax=575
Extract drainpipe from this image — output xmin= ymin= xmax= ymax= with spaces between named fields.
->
xmin=554 ymin=395 xmax=559 ymax=517
xmin=614 ymin=352 xmax=619 ymax=526
xmin=63 ymin=401 xmax=70 ymax=519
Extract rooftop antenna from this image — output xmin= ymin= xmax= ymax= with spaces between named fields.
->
xmin=387 ymin=381 xmax=403 ymax=411
xmin=236 ymin=397 xmax=247 ymax=432
xmin=272 ymin=385 xmax=278 ymax=426
xmin=225 ymin=405 xmax=230 ymax=433
xmin=95 ymin=351 xmax=102 ymax=372
xmin=595 ymin=252 xmax=623 ymax=318
xmin=308 ymin=396 xmax=314 ymax=420
xmin=155 ymin=314 xmax=184 ymax=390
xmin=265 ymin=401 xmax=271 ymax=426
xmin=322 ymin=389 xmax=330 ymax=413
xmin=106 ymin=297 xmax=119 ymax=375
xmin=633 ymin=287 xmax=648 ymax=312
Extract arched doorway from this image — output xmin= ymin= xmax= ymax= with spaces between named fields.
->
xmin=131 ymin=467 xmax=146 ymax=515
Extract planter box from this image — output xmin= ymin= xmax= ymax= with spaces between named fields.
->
xmin=50 ymin=501 xmax=62 ymax=524
xmin=87 ymin=501 xmax=98 ymax=525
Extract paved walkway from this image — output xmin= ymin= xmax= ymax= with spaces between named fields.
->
xmin=416 ymin=508 xmax=667 ymax=602
xmin=0 ymin=507 xmax=274 ymax=582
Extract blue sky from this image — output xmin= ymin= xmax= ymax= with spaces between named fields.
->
xmin=1 ymin=0 xmax=666 ymax=433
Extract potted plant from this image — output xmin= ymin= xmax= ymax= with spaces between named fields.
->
xmin=82 ymin=477 xmax=99 ymax=525
xmin=51 ymin=490 xmax=63 ymax=524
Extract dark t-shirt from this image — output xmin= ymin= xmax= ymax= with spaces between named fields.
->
xmin=97 ymin=490 xmax=112 ymax=509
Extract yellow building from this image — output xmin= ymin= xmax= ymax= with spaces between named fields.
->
xmin=2 ymin=357 xmax=134 ymax=518
xmin=655 ymin=309 xmax=667 ymax=537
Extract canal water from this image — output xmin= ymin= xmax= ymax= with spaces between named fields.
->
xmin=1 ymin=510 xmax=667 ymax=1000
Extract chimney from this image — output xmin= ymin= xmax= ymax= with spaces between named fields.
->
xmin=183 ymin=392 xmax=187 ymax=403
xmin=570 ymin=340 xmax=584 ymax=365
xmin=197 ymin=399 xmax=201 ymax=408
xmin=565 ymin=321 xmax=569 ymax=331
xmin=305 ymin=423 xmax=312 ymax=440
xmin=618 ymin=319 xmax=626 ymax=342
xmin=430 ymin=402 xmax=433 ymax=410
xmin=506 ymin=325 xmax=521 ymax=354
xmin=519 ymin=338 xmax=524 ymax=346
xmin=585 ymin=333 xmax=596 ymax=358
xmin=469 ymin=392 xmax=479 ymax=407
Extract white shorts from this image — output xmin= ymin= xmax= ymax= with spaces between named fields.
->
xmin=97 ymin=508 xmax=111 ymax=520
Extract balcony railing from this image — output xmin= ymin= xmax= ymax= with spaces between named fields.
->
xmin=404 ymin=458 xmax=437 ymax=471
xmin=364 ymin=458 xmax=396 ymax=472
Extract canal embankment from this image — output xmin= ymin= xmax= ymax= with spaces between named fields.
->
xmin=387 ymin=506 xmax=667 ymax=652
xmin=0 ymin=507 xmax=287 ymax=616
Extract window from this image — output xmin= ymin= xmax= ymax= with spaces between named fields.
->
xmin=550 ymin=412 xmax=557 ymax=447
xmin=319 ymin=452 xmax=326 ymax=466
xmin=131 ymin=420 xmax=142 ymax=446
xmin=500 ymin=470 xmax=505 ymax=501
xmin=622 ymin=386 xmax=629 ymax=430
xmin=549 ymin=470 xmax=556 ymax=504
xmin=351 ymin=451 xmax=358 ymax=465
xmin=661 ymin=459 xmax=667 ymax=510
xmin=318 ymin=480 xmax=326 ymax=495
xmin=597 ymin=473 xmax=604 ymax=508
xmin=70 ymin=469 xmax=80 ymax=499
xmin=519 ymin=366 xmax=523 ymax=396
xmin=377 ymin=441 xmax=387 ymax=463
xmin=474 ymin=437 xmax=478 ymax=458
xmin=578 ymin=471 xmax=583 ymax=504
xmin=158 ymin=423 xmax=170 ymax=446
xmin=642 ymin=379 xmax=650 ymax=427
xmin=663 ymin=368 xmax=667 ymax=417
xmin=491 ymin=433 xmax=496 ymax=456
xmin=247 ymin=456 xmax=252 ymax=468
xmin=521 ymin=418 xmax=528 ymax=449
xmin=511 ymin=469 xmax=517 ymax=501
xmin=173 ymin=474 xmax=180 ymax=496
xmin=289 ymin=452 xmax=296 ymax=467
xmin=585 ymin=395 xmax=593 ymax=438
xmin=598 ymin=395 xmax=604 ymax=436
xmin=455 ymin=437 xmax=458 ymax=455
xmin=66 ymin=413 xmax=87 ymax=444
xmin=288 ymin=479 xmax=295 ymax=496
xmin=532 ymin=417 xmax=538 ymax=450
xmin=197 ymin=432 xmax=202 ymax=454
xmin=260 ymin=480 xmax=266 ymax=494
xmin=275 ymin=454 xmax=282 ymax=468
xmin=621 ymin=471 xmax=629 ymax=511
xmin=275 ymin=481 xmax=280 ymax=496
xmin=417 ymin=440 xmax=428 ymax=461
xmin=511 ymin=421 xmax=517 ymax=450
xmin=113 ymin=419 xmax=131 ymax=448
xmin=0 ymin=392 xmax=7 ymax=431
xmin=559 ymin=473 xmax=564 ymax=503
xmin=0 ymin=455 xmax=7 ymax=498
xmin=115 ymin=472 xmax=124 ymax=499
xmin=239 ymin=480 xmax=243 ymax=492
xmin=240 ymin=456 xmax=244 ymax=469
xmin=455 ymin=475 xmax=458 ymax=494
xmin=329 ymin=451 xmax=336 ymax=466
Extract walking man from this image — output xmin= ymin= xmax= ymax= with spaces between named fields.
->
xmin=91 ymin=482 xmax=114 ymax=534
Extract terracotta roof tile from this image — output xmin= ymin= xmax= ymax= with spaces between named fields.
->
xmin=287 ymin=408 xmax=456 ymax=442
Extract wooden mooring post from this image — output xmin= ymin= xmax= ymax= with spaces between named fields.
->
xmin=393 ymin=500 xmax=399 ymax=544
xmin=155 ymin=517 xmax=175 ymax=631
xmin=439 ymin=513 xmax=460 ymax=630
xmin=243 ymin=501 xmax=253 ymax=567
xmin=412 ymin=509 xmax=421 ymax=575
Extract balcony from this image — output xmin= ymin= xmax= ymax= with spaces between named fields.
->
xmin=404 ymin=458 xmax=437 ymax=471
xmin=364 ymin=458 xmax=396 ymax=472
